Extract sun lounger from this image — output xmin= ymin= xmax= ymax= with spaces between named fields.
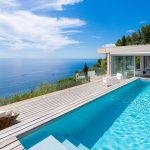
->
xmin=0 ymin=110 xmax=19 ymax=130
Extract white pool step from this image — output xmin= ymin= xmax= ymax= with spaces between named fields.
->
xmin=62 ymin=139 xmax=80 ymax=150
xmin=78 ymin=143 xmax=90 ymax=150
xmin=29 ymin=135 xmax=69 ymax=150
xmin=64 ymin=136 xmax=90 ymax=150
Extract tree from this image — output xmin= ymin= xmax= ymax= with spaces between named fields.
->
xmin=131 ymin=32 xmax=140 ymax=45
xmin=101 ymin=58 xmax=107 ymax=70
xmin=126 ymin=36 xmax=132 ymax=45
xmin=83 ymin=63 xmax=89 ymax=80
xmin=141 ymin=25 xmax=150 ymax=44
xmin=116 ymin=39 xmax=122 ymax=46
xmin=115 ymin=24 xmax=150 ymax=46
xmin=97 ymin=59 xmax=102 ymax=65
xmin=94 ymin=59 xmax=102 ymax=68
xmin=137 ymin=29 xmax=143 ymax=44
xmin=121 ymin=35 xmax=127 ymax=46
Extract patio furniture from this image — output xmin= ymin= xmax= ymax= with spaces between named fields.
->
xmin=116 ymin=73 xmax=123 ymax=80
xmin=0 ymin=111 xmax=19 ymax=130
xmin=145 ymin=67 xmax=150 ymax=74
xmin=143 ymin=70 xmax=146 ymax=74
xmin=103 ymin=76 xmax=119 ymax=86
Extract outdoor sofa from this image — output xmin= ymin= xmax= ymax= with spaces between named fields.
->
xmin=0 ymin=110 xmax=19 ymax=130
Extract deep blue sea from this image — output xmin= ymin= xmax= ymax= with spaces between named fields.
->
xmin=0 ymin=59 xmax=97 ymax=98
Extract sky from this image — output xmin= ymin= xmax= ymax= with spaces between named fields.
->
xmin=0 ymin=0 xmax=149 ymax=59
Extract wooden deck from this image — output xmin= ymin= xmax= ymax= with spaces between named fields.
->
xmin=0 ymin=77 xmax=138 ymax=150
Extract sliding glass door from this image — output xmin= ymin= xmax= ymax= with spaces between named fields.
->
xmin=111 ymin=56 xmax=135 ymax=78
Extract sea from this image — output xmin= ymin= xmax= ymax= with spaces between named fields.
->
xmin=0 ymin=59 xmax=97 ymax=98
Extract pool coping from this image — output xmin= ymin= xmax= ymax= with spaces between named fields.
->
xmin=0 ymin=77 xmax=138 ymax=150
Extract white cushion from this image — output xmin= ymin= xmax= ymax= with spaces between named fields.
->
xmin=103 ymin=76 xmax=119 ymax=86
xmin=117 ymin=73 xmax=123 ymax=80
xmin=0 ymin=111 xmax=6 ymax=118
xmin=5 ymin=110 xmax=13 ymax=116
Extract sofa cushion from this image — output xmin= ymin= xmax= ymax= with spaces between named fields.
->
xmin=0 ymin=111 xmax=6 ymax=118
xmin=5 ymin=110 xmax=13 ymax=116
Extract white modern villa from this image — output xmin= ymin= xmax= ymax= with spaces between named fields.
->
xmin=98 ymin=45 xmax=150 ymax=78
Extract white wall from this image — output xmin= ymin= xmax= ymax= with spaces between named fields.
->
xmin=88 ymin=71 xmax=96 ymax=79
xmin=75 ymin=73 xmax=85 ymax=79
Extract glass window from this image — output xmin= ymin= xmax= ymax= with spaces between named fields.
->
xmin=111 ymin=56 xmax=134 ymax=78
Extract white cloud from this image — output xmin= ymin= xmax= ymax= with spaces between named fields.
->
xmin=0 ymin=0 xmax=19 ymax=8
xmin=60 ymin=30 xmax=82 ymax=34
xmin=127 ymin=30 xmax=135 ymax=33
xmin=32 ymin=0 xmax=83 ymax=11
xmin=102 ymin=43 xmax=115 ymax=48
xmin=0 ymin=0 xmax=85 ymax=52
xmin=0 ymin=11 xmax=86 ymax=51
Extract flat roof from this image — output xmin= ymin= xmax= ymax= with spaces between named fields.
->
xmin=98 ymin=45 xmax=150 ymax=55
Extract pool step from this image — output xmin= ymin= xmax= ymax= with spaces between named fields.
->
xmin=29 ymin=135 xmax=69 ymax=150
xmin=65 ymin=136 xmax=90 ymax=150
xmin=62 ymin=139 xmax=80 ymax=150
xmin=62 ymin=138 xmax=89 ymax=150
xmin=54 ymin=135 xmax=80 ymax=150
xmin=53 ymin=134 xmax=90 ymax=150
xmin=78 ymin=144 xmax=90 ymax=150
xmin=53 ymin=134 xmax=66 ymax=143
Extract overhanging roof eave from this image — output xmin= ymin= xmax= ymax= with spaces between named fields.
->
xmin=110 ymin=52 xmax=150 ymax=56
xmin=97 ymin=45 xmax=150 ymax=55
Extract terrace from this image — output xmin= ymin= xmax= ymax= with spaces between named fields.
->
xmin=0 ymin=77 xmax=137 ymax=150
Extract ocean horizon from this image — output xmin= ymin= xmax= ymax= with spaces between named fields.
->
xmin=0 ymin=58 xmax=97 ymax=98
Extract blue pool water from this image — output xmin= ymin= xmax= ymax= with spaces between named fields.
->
xmin=0 ymin=59 xmax=96 ymax=98
xmin=19 ymin=79 xmax=150 ymax=150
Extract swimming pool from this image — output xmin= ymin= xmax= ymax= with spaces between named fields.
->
xmin=19 ymin=79 xmax=150 ymax=150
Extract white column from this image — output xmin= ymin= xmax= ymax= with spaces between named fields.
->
xmin=148 ymin=56 xmax=150 ymax=67
xmin=134 ymin=56 xmax=136 ymax=77
xmin=107 ymin=53 xmax=111 ymax=76
xmin=140 ymin=56 xmax=144 ymax=74
xmin=110 ymin=54 xmax=112 ymax=75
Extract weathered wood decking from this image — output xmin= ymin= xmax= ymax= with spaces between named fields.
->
xmin=0 ymin=77 xmax=138 ymax=150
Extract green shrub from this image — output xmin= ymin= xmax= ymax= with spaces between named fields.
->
xmin=0 ymin=99 xmax=9 ymax=106
xmin=56 ymin=77 xmax=84 ymax=90
xmin=34 ymin=82 xmax=56 ymax=94
xmin=0 ymin=77 xmax=87 ymax=106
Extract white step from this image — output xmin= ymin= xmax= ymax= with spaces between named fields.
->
xmin=29 ymin=135 xmax=69 ymax=150
xmin=62 ymin=139 xmax=80 ymax=150
xmin=78 ymin=144 xmax=90 ymax=150
xmin=65 ymin=136 xmax=90 ymax=150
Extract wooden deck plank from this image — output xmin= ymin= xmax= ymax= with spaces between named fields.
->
xmin=1 ymin=79 xmax=101 ymax=110
xmin=2 ymin=83 xmax=101 ymax=121
xmin=2 ymin=84 xmax=103 ymax=120
xmin=11 ymin=145 xmax=24 ymax=150
xmin=3 ymin=83 xmax=100 ymax=114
